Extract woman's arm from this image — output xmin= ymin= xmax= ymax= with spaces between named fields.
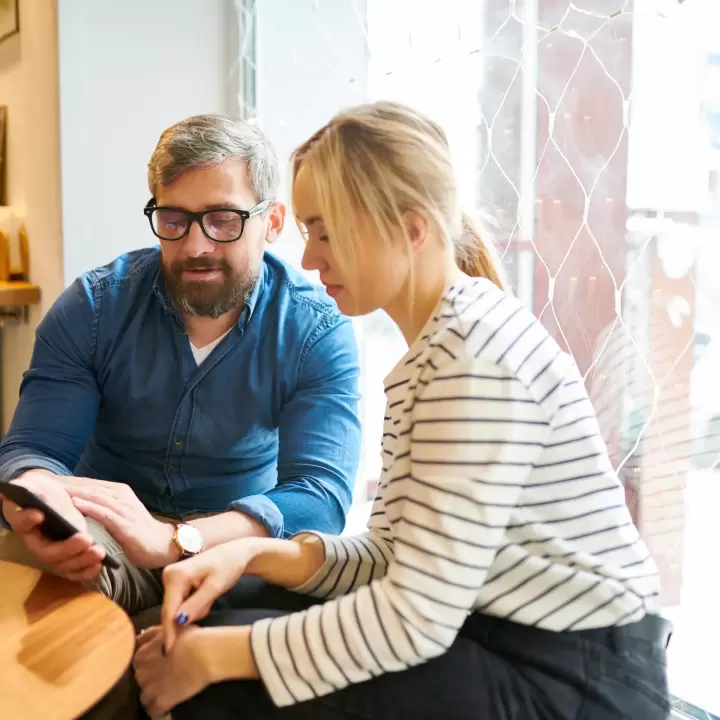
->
xmin=246 ymin=534 xmax=327 ymax=587
xmin=160 ymin=534 xmax=323 ymax=637
xmin=248 ymin=356 xmax=551 ymax=707
xmin=161 ymin=526 xmax=394 ymax=649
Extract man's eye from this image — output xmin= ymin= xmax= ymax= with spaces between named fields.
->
xmin=211 ymin=212 xmax=240 ymax=223
xmin=319 ymin=235 xmax=329 ymax=243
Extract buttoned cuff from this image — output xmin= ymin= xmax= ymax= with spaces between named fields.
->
xmin=228 ymin=494 xmax=283 ymax=538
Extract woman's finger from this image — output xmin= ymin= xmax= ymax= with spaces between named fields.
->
xmin=161 ymin=565 xmax=197 ymax=652
xmin=139 ymin=685 xmax=164 ymax=719
xmin=135 ymin=626 xmax=163 ymax=653
xmin=169 ymin=577 xmax=224 ymax=635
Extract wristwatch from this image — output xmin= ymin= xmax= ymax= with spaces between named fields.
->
xmin=172 ymin=522 xmax=204 ymax=559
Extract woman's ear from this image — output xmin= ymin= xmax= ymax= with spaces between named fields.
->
xmin=403 ymin=210 xmax=431 ymax=250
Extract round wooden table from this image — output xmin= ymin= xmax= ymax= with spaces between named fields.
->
xmin=0 ymin=559 xmax=135 ymax=720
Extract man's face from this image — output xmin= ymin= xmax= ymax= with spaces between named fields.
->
xmin=155 ymin=159 xmax=275 ymax=318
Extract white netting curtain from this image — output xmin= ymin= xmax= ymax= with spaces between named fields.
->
xmin=235 ymin=0 xmax=720 ymax=713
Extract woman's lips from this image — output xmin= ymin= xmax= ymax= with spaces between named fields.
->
xmin=324 ymin=284 xmax=343 ymax=298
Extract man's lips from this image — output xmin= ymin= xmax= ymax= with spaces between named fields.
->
xmin=182 ymin=268 xmax=224 ymax=280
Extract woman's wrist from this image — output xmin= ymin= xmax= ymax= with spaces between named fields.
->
xmin=193 ymin=626 xmax=258 ymax=684
xmin=244 ymin=534 xmax=325 ymax=589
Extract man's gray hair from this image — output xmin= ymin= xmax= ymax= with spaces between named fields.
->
xmin=147 ymin=114 xmax=280 ymax=201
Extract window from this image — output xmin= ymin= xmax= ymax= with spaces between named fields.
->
xmin=238 ymin=1 xmax=720 ymax=715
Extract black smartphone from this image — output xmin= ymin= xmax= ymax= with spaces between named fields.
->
xmin=0 ymin=482 xmax=120 ymax=569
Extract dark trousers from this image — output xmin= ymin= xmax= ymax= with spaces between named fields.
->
xmin=169 ymin=578 xmax=670 ymax=720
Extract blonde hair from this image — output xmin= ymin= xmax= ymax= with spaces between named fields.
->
xmin=291 ymin=101 xmax=505 ymax=289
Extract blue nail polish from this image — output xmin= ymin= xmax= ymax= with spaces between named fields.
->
xmin=176 ymin=613 xmax=189 ymax=626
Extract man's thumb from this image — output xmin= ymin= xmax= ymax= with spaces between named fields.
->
xmin=8 ymin=507 xmax=44 ymax=535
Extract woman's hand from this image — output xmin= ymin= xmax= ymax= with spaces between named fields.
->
xmin=161 ymin=539 xmax=258 ymax=651
xmin=134 ymin=624 xmax=257 ymax=717
xmin=161 ymin=535 xmax=326 ymax=651
xmin=133 ymin=626 xmax=213 ymax=718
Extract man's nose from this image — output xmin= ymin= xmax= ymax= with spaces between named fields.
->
xmin=183 ymin=220 xmax=216 ymax=256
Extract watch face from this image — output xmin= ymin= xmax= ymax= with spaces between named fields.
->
xmin=176 ymin=524 xmax=203 ymax=554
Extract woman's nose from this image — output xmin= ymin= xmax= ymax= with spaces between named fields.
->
xmin=301 ymin=238 xmax=325 ymax=272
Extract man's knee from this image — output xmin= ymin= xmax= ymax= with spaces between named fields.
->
xmin=0 ymin=525 xmax=120 ymax=611
xmin=0 ymin=519 xmax=116 ymax=570
xmin=80 ymin=519 xmax=163 ymax=616
xmin=0 ymin=527 xmax=47 ymax=571
xmin=0 ymin=523 xmax=163 ymax=616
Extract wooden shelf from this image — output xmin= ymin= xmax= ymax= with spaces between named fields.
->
xmin=0 ymin=281 xmax=40 ymax=307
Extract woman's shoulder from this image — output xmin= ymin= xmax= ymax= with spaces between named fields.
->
xmin=428 ymin=277 xmax=575 ymax=405
xmin=432 ymin=277 xmax=540 ymax=362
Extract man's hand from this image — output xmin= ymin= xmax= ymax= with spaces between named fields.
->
xmin=60 ymin=478 xmax=177 ymax=569
xmin=0 ymin=471 xmax=106 ymax=582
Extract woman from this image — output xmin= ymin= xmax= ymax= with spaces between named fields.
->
xmin=133 ymin=101 xmax=670 ymax=719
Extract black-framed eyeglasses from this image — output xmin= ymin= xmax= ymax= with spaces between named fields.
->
xmin=143 ymin=198 xmax=271 ymax=243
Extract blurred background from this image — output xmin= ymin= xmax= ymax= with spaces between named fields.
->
xmin=1 ymin=1 xmax=718 ymax=716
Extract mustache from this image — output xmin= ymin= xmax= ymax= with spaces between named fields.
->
xmin=171 ymin=257 xmax=231 ymax=274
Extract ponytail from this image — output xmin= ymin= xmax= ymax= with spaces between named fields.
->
xmin=454 ymin=212 xmax=506 ymax=290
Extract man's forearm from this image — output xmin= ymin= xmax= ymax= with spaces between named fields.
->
xmin=0 ymin=452 xmax=72 ymax=483
xmin=189 ymin=511 xmax=270 ymax=553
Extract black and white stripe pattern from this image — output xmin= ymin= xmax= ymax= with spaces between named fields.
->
xmin=251 ymin=277 xmax=660 ymax=707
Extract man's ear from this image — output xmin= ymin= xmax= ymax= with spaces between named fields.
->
xmin=265 ymin=202 xmax=287 ymax=244
xmin=403 ymin=210 xmax=430 ymax=250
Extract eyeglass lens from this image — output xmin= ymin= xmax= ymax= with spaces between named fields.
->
xmin=151 ymin=209 xmax=245 ymax=242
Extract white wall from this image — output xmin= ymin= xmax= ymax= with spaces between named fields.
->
xmin=255 ymin=0 xmax=369 ymax=270
xmin=57 ymin=0 xmax=238 ymax=286
xmin=2 ymin=0 xmax=240 ymax=430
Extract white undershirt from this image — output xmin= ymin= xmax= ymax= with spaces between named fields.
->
xmin=190 ymin=329 xmax=232 ymax=365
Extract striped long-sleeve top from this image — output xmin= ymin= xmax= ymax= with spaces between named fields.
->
xmin=250 ymin=276 xmax=661 ymax=707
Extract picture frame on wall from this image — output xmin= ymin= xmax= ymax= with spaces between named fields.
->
xmin=0 ymin=0 xmax=18 ymax=44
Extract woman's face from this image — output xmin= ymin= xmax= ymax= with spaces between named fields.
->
xmin=295 ymin=164 xmax=410 ymax=317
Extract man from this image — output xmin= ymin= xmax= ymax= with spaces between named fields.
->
xmin=0 ymin=114 xmax=361 ymax=619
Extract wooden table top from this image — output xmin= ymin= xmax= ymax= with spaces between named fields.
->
xmin=0 ymin=560 xmax=135 ymax=720
xmin=0 ymin=281 xmax=41 ymax=306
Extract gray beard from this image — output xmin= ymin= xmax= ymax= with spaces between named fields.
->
xmin=164 ymin=266 xmax=259 ymax=319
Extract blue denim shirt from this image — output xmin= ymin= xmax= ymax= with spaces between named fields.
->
xmin=0 ymin=248 xmax=361 ymax=538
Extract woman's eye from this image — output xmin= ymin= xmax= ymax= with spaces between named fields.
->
xmin=319 ymin=235 xmax=329 ymax=243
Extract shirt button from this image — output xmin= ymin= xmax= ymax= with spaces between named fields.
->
xmin=175 ymin=439 xmax=183 ymax=446
xmin=168 ymin=465 xmax=176 ymax=473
